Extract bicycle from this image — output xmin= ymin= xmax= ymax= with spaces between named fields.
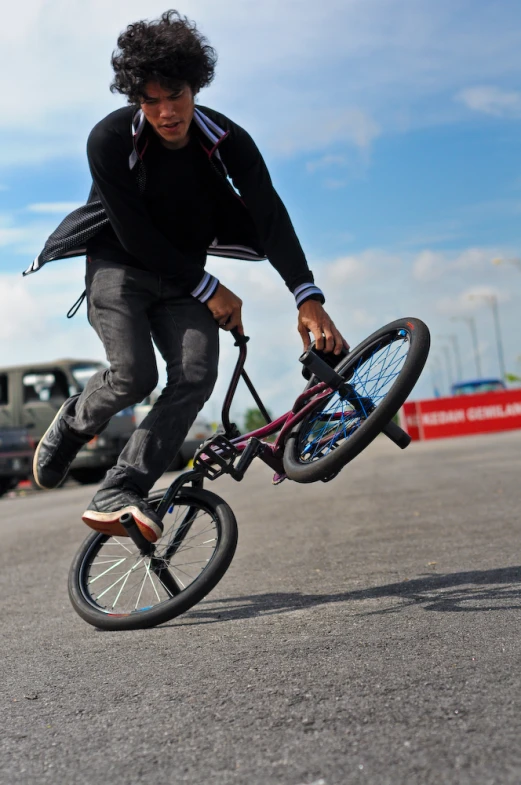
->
xmin=68 ymin=316 xmax=430 ymax=630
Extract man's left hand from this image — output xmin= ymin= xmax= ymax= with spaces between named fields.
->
xmin=298 ymin=300 xmax=349 ymax=355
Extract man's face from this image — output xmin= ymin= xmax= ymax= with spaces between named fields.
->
xmin=140 ymin=81 xmax=195 ymax=149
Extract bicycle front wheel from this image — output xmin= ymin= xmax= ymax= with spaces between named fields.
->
xmin=283 ymin=317 xmax=430 ymax=483
xmin=68 ymin=487 xmax=238 ymax=631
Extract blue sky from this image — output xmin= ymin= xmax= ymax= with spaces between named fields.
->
xmin=1 ymin=0 xmax=521 ymax=418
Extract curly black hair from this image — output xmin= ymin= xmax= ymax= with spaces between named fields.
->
xmin=110 ymin=10 xmax=217 ymax=103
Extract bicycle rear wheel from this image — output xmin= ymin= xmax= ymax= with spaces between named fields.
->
xmin=68 ymin=487 xmax=237 ymax=631
xmin=282 ymin=317 xmax=430 ymax=483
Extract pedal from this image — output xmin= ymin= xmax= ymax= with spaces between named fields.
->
xmin=192 ymin=433 xmax=240 ymax=479
xmin=119 ymin=512 xmax=155 ymax=556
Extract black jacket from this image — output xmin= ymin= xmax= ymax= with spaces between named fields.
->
xmin=25 ymin=106 xmax=324 ymax=307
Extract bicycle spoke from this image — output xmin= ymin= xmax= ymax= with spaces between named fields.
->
xmin=145 ymin=562 xmax=163 ymax=602
xmin=134 ymin=569 xmax=149 ymax=610
xmin=82 ymin=502 xmax=220 ymax=616
xmin=297 ymin=334 xmax=410 ymax=464
xmin=88 ymin=557 xmax=127 ymax=584
xmin=95 ymin=561 xmax=142 ymax=600
xmin=112 ymin=569 xmax=133 ymax=607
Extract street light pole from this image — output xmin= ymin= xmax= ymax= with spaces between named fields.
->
xmin=451 ymin=316 xmax=482 ymax=378
xmin=467 ymin=316 xmax=482 ymax=378
xmin=430 ymin=356 xmax=448 ymax=396
xmin=468 ymin=293 xmax=506 ymax=381
xmin=429 ymin=366 xmax=439 ymax=397
xmin=440 ymin=344 xmax=454 ymax=391
xmin=438 ymin=333 xmax=463 ymax=382
xmin=490 ymin=296 xmax=506 ymax=381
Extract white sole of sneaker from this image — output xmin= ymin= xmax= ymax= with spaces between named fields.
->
xmin=82 ymin=506 xmax=163 ymax=543
xmin=32 ymin=400 xmax=70 ymax=490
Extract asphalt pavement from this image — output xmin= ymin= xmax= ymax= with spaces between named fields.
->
xmin=1 ymin=430 xmax=521 ymax=785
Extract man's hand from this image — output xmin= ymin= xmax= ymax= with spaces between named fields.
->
xmin=206 ymin=283 xmax=244 ymax=333
xmin=298 ymin=299 xmax=349 ymax=355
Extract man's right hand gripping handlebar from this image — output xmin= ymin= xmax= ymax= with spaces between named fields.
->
xmin=206 ymin=283 xmax=244 ymax=335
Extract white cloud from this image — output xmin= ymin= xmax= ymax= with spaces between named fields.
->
xmin=321 ymin=254 xmax=367 ymax=287
xmin=1 ymin=0 xmax=521 ymax=167
xmin=351 ymin=308 xmax=377 ymax=329
xmin=0 ymin=266 xmax=102 ymax=367
xmin=436 ymin=284 xmax=504 ymax=317
xmin=306 ymin=155 xmax=349 ymax=173
xmin=27 ymin=202 xmax=82 ymax=214
xmin=323 ymin=179 xmax=348 ymax=190
xmin=453 ymin=248 xmax=494 ymax=270
xmin=0 ymin=217 xmax=60 ymax=257
xmin=0 ymin=250 xmax=379 ymax=417
xmin=456 ymin=86 xmax=521 ymax=117
xmin=270 ymin=107 xmax=380 ymax=156
xmin=412 ymin=247 xmax=498 ymax=282
xmin=2 ymin=240 xmax=519 ymax=411
xmin=0 ymin=228 xmax=27 ymax=247
xmin=412 ymin=250 xmax=445 ymax=281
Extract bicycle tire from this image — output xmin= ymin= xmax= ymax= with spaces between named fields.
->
xmin=282 ymin=317 xmax=430 ymax=483
xmin=68 ymin=487 xmax=238 ymax=631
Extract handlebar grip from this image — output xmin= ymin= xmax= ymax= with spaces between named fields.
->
xmin=381 ymin=419 xmax=411 ymax=449
xmin=299 ymin=348 xmax=345 ymax=389
xmin=231 ymin=327 xmax=250 ymax=346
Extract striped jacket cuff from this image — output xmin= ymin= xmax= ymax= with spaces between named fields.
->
xmin=191 ymin=272 xmax=220 ymax=303
xmin=293 ymin=282 xmax=325 ymax=308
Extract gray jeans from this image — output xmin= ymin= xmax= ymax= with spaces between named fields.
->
xmin=63 ymin=259 xmax=219 ymax=495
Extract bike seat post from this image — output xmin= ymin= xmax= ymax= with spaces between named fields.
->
xmin=119 ymin=512 xmax=156 ymax=556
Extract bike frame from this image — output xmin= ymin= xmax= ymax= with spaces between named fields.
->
xmin=156 ymin=334 xmax=333 ymax=517
xmin=220 ymin=335 xmax=331 ymax=460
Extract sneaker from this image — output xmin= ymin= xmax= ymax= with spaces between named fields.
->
xmin=82 ymin=486 xmax=164 ymax=544
xmin=33 ymin=395 xmax=90 ymax=490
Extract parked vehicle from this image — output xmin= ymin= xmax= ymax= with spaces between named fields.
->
xmin=451 ymin=378 xmax=507 ymax=396
xmin=0 ymin=359 xmax=136 ymax=485
xmin=0 ymin=426 xmax=34 ymax=497
xmin=134 ymin=398 xmax=214 ymax=470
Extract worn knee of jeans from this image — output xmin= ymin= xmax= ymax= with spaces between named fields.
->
xmin=108 ymin=364 xmax=159 ymax=406
xmin=160 ymin=355 xmax=218 ymax=409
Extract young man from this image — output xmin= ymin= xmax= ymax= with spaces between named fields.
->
xmin=30 ymin=10 xmax=347 ymax=543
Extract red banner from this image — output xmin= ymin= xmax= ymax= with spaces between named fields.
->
xmin=400 ymin=389 xmax=521 ymax=440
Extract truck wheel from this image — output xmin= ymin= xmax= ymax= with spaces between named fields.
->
xmin=0 ymin=477 xmax=18 ymax=497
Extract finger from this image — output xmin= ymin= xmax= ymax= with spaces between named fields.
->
xmin=298 ymin=323 xmax=311 ymax=351
xmin=332 ymin=326 xmax=347 ymax=354
xmin=312 ymin=326 xmax=325 ymax=351
xmin=224 ymin=311 xmax=241 ymax=331
xmin=322 ymin=327 xmax=335 ymax=354
xmin=232 ymin=306 xmax=244 ymax=332
xmin=227 ymin=310 xmax=244 ymax=334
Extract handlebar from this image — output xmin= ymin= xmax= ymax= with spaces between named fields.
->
xmin=231 ymin=327 xmax=250 ymax=347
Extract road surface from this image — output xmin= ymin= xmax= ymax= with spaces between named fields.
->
xmin=1 ymin=431 xmax=521 ymax=784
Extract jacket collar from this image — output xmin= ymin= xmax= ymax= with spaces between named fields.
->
xmin=129 ymin=107 xmax=229 ymax=174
